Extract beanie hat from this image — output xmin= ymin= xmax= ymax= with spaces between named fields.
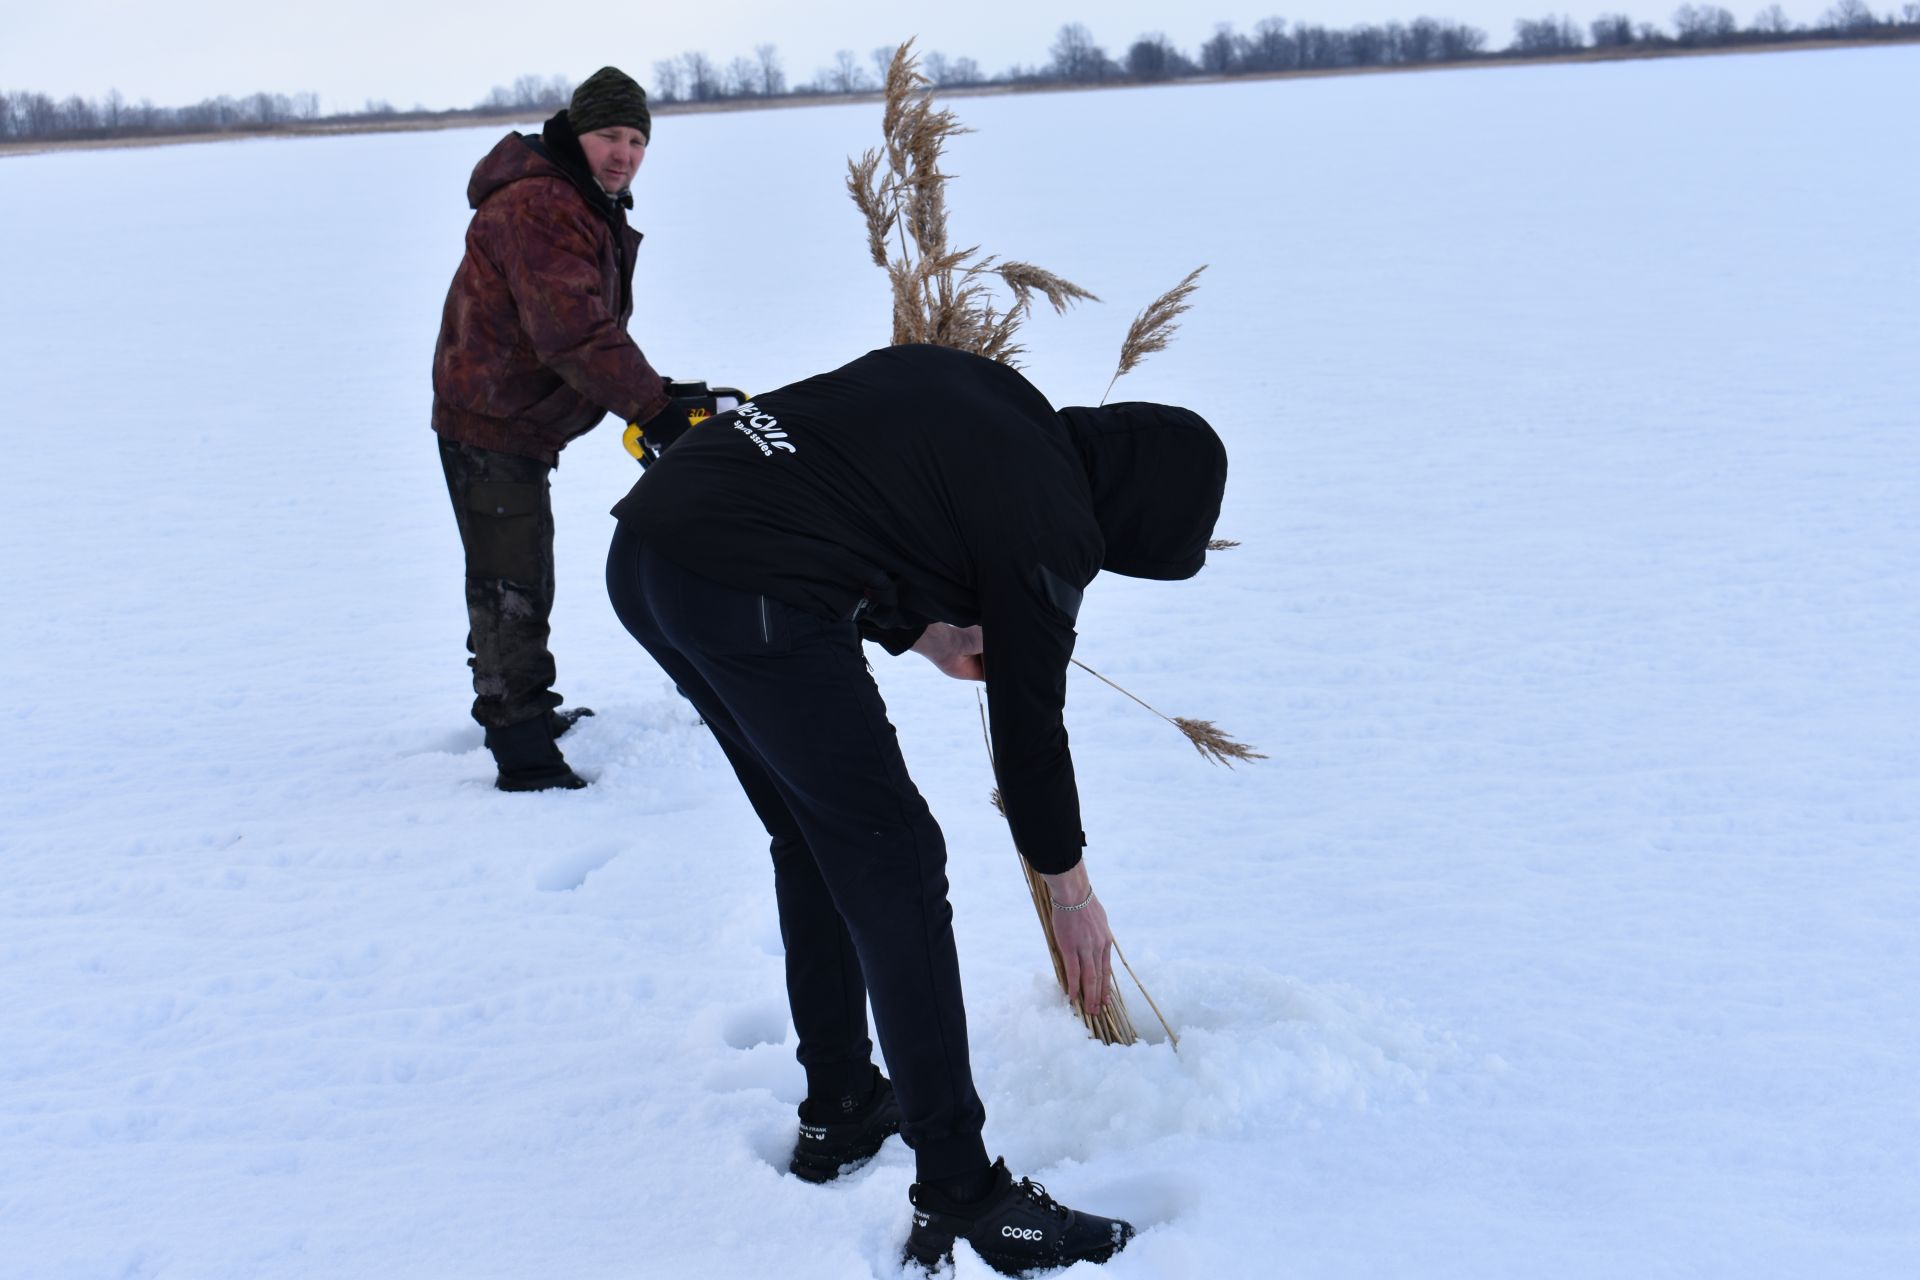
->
xmin=1056 ymin=402 xmax=1227 ymax=580
xmin=568 ymin=67 xmax=651 ymax=142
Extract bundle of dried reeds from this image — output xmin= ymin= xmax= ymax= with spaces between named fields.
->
xmin=977 ymin=658 xmax=1256 ymax=1045
xmin=988 ymin=785 xmax=1143 ymax=1045
xmin=980 ymin=699 xmax=1176 ymax=1048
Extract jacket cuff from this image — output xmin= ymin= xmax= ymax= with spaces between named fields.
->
xmin=1012 ymin=824 xmax=1086 ymax=876
xmin=627 ymin=380 xmax=671 ymax=426
xmin=1021 ymin=841 xmax=1085 ymax=877
xmin=860 ymin=621 xmax=928 ymax=656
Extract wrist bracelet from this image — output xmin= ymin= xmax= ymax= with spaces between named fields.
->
xmin=1050 ymin=885 xmax=1095 ymax=912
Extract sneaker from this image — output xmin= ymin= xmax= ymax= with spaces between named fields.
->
xmin=789 ymin=1073 xmax=901 ymax=1182
xmin=905 ymin=1158 xmax=1134 ymax=1275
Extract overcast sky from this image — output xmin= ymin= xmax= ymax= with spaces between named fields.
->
xmin=4 ymin=1 xmax=1851 ymax=111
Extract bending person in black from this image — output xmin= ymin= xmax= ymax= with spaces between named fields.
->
xmin=605 ymin=343 xmax=1226 ymax=1275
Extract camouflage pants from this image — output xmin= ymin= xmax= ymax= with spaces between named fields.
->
xmin=438 ymin=437 xmax=566 ymax=730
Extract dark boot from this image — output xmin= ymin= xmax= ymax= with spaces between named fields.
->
xmin=549 ymin=706 xmax=595 ymax=739
xmin=905 ymin=1158 xmax=1134 ymax=1275
xmin=485 ymin=716 xmax=588 ymax=792
xmin=790 ymin=1072 xmax=902 ymax=1182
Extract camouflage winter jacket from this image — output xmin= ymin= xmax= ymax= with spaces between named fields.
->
xmin=431 ymin=113 xmax=669 ymax=466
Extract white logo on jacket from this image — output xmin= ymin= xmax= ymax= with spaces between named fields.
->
xmin=731 ymin=402 xmax=796 ymax=456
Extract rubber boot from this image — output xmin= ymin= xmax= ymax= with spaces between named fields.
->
xmin=485 ymin=715 xmax=588 ymax=792
xmin=550 ymin=706 xmax=595 ymax=739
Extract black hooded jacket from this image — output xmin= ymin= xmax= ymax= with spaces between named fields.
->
xmin=612 ymin=344 xmax=1226 ymax=873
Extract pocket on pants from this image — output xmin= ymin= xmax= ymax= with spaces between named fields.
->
xmin=752 ymin=591 xmax=854 ymax=658
xmin=462 ymin=480 xmax=547 ymax=583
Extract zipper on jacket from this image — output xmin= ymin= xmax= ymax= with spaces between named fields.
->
xmin=759 ymin=595 xmax=771 ymax=645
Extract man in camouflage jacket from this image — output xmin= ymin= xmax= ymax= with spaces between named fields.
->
xmin=432 ymin=67 xmax=683 ymax=791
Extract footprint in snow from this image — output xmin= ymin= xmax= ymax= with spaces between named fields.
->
xmin=721 ymin=1002 xmax=790 ymax=1050
xmin=533 ymin=844 xmax=621 ymax=891
xmin=404 ymin=727 xmax=484 ymax=756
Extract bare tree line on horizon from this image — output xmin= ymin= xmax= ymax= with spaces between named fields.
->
xmin=6 ymin=4 xmax=1918 ymax=144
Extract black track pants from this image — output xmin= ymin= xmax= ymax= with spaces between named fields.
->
xmin=606 ymin=521 xmax=989 ymax=1181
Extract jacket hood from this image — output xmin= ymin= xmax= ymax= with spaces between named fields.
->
xmin=466 ymin=130 xmax=560 ymax=210
xmin=1056 ymin=401 xmax=1227 ymax=580
xmin=466 ymin=111 xmax=632 ymax=214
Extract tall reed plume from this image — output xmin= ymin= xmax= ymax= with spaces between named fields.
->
xmin=848 ymin=41 xmax=1096 ymax=364
xmin=1070 ymin=659 xmax=1265 ymax=767
xmin=1103 ymin=266 xmax=1208 ymax=403
xmin=849 ymin=40 xmax=1209 ymax=389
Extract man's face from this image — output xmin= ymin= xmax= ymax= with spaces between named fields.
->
xmin=578 ymin=126 xmax=647 ymax=193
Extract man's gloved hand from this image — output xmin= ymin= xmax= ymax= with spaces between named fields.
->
xmin=623 ymin=379 xmax=746 ymax=467
xmin=623 ymin=402 xmax=695 ymax=467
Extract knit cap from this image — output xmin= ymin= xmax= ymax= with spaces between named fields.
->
xmin=568 ymin=67 xmax=651 ymax=142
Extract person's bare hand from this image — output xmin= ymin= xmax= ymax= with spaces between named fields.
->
xmin=1040 ymin=864 xmax=1114 ymax=1015
xmin=909 ymin=623 xmax=985 ymax=681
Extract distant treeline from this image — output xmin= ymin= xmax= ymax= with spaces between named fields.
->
xmin=6 ymin=4 xmax=1918 ymax=144
xmin=643 ymin=3 xmax=1920 ymax=101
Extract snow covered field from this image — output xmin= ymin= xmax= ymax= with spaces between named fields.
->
xmin=4 ymin=45 xmax=1918 ymax=1280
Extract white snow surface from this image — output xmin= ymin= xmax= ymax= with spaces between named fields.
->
xmin=4 ymin=47 xmax=1919 ymax=1280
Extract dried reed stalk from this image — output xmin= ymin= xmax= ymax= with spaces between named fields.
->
xmin=1070 ymin=658 xmax=1266 ymax=767
xmin=979 ymin=696 xmax=1176 ymax=1048
xmin=848 ymin=41 xmax=1097 ymax=365
xmin=1111 ymin=936 xmax=1177 ymax=1050
xmin=851 ymin=43 xmax=1226 ymax=1053
xmin=1102 ymin=266 xmax=1208 ymax=404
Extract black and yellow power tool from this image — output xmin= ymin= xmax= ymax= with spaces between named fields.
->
xmin=623 ymin=380 xmax=749 ymax=466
